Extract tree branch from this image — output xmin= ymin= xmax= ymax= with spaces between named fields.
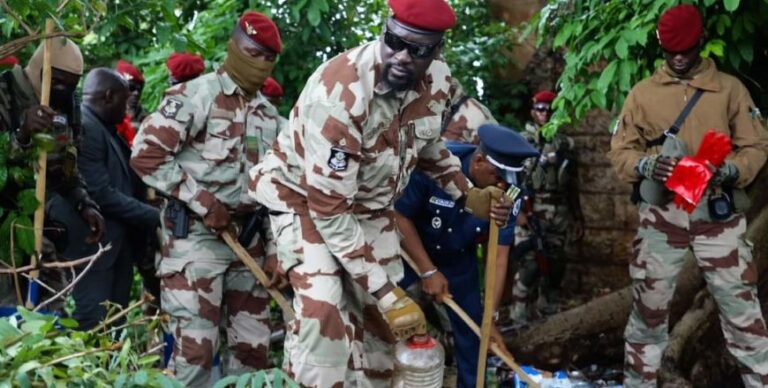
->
xmin=33 ymin=243 xmax=111 ymax=312
xmin=41 ymin=342 xmax=122 ymax=368
xmin=0 ymin=253 xmax=107 ymax=274
xmin=0 ymin=0 xmax=36 ymax=35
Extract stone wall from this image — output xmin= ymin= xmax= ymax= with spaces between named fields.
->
xmin=562 ymin=110 xmax=638 ymax=293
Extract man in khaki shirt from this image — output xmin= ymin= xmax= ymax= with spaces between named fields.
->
xmin=609 ymin=4 xmax=768 ymax=387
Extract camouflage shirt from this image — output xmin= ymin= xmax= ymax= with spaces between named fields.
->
xmin=441 ymin=79 xmax=497 ymax=144
xmin=250 ymin=40 xmax=470 ymax=294
xmin=131 ymin=68 xmax=282 ymax=216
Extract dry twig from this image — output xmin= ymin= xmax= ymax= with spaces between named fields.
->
xmin=33 ymin=243 xmax=111 ymax=312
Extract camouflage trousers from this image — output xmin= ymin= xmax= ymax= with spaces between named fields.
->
xmin=160 ymin=255 xmax=272 ymax=387
xmin=271 ymin=211 xmax=401 ymax=388
xmin=510 ymin=226 xmax=567 ymax=320
xmin=624 ymin=203 xmax=768 ymax=387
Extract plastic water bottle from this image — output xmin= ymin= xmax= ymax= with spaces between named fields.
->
xmin=393 ymin=335 xmax=445 ymax=387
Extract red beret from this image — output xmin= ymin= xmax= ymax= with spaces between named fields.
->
xmin=388 ymin=0 xmax=456 ymax=32
xmin=166 ymin=52 xmax=205 ymax=82
xmin=0 ymin=56 xmax=19 ymax=67
xmin=533 ymin=91 xmax=557 ymax=104
xmin=657 ymin=5 xmax=703 ymax=52
xmin=261 ymin=77 xmax=284 ymax=98
xmin=239 ymin=11 xmax=282 ymax=54
xmin=115 ymin=60 xmax=144 ymax=84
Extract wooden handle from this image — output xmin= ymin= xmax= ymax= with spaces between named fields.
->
xmin=221 ymin=231 xmax=295 ymax=321
xmin=399 ymin=248 xmax=540 ymax=387
xmin=27 ymin=19 xmax=55 ymax=309
xmin=476 ymin=221 xmax=499 ymax=388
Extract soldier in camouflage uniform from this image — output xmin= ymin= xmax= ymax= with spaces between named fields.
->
xmin=261 ymin=77 xmax=289 ymax=132
xmin=509 ymin=90 xmax=583 ymax=322
xmin=609 ymin=5 xmax=768 ymax=386
xmin=441 ymin=78 xmax=497 ymax=144
xmin=249 ymin=0 xmax=513 ymax=386
xmin=130 ymin=12 xmax=283 ymax=387
xmin=0 ymin=38 xmax=105 ymax=308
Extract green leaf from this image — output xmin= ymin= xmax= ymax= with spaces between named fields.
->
xmin=615 ymin=37 xmax=629 ymax=59
xmin=236 ymin=373 xmax=251 ymax=388
xmin=58 ymin=318 xmax=79 ymax=329
xmin=14 ymin=215 xmax=35 ymax=255
xmin=133 ymin=370 xmax=148 ymax=386
xmin=0 ymin=318 xmax=22 ymax=340
xmin=16 ymin=190 xmax=39 ymax=215
xmin=213 ymin=376 xmax=240 ymax=388
xmin=738 ymin=41 xmax=754 ymax=63
xmin=306 ymin=2 xmax=321 ymax=27
xmin=0 ymin=167 xmax=7 ymax=192
xmin=724 ymin=0 xmax=740 ymax=11
xmin=597 ymin=61 xmax=619 ymax=93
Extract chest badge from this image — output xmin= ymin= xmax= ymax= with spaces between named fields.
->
xmin=429 ymin=196 xmax=455 ymax=208
xmin=160 ymin=98 xmax=183 ymax=120
xmin=431 ymin=217 xmax=442 ymax=229
xmin=328 ymin=147 xmax=349 ymax=172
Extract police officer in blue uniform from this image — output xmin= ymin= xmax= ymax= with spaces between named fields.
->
xmin=396 ymin=124 xmax=539 ymax=388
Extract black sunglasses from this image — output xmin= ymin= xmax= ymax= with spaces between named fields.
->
xmin=533 ymin=106 xmax=551 ymax=113
xmin=383 ymin=31 xmax=442 ymax=59
xmin=128 ymin=82 xmax=143 ymax=93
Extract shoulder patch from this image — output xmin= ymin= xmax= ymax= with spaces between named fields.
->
xmin=505 ymin=184 xmax=522 ymax=201
xmin=328 ymin=147 xmax=350 ymax=171
xmin=512 ymin=198 xmax=523 ymax=217
xmin=428 ymin=196 xmax=455 ymax=208
xmin=160 ymin=98 xmax=184 ymax=120
xmin=750 ymin=107 xmax=762 ymax=120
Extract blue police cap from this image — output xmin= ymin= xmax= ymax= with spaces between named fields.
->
xmin=478 ymin=123 xmax=540 ymax=172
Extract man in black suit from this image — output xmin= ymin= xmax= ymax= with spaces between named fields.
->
xmin=54 ymin=68 xmax=159 ymax=329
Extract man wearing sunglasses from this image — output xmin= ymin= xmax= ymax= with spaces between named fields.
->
xmin=131 ymin=11 xmax=283 ymax=387
xmin=396 ymin=124 xmax=538 ymax=388
xmin=508 ymin=90 xmax=583 ymax=323
xmin=115 ymin=60 xmax=147 ymax=130
xmin=249 ymin=0 xmax=513 ymax=386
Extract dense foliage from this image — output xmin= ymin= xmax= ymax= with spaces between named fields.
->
xmin=533 ymin=0 xmax=768 ymax=137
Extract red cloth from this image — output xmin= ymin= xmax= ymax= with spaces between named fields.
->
xmin=239 ymin=11 xmax=282 ymax=53
xmin=261 ymin=77 xmax=283 ymax=97
xmin=0 ymin=56 xmax=19 ymax=67
xmin=533 ymin=90 xmax=557 ymax=104
xmin=167 ymin=52 xmax=205 ymax=82
xmin=116 ymin=114 xmax=136 ymax=147
xmin=115 ymin=60 xmax=144 ymax=84
xmin=657 ymin=4 xmax=703 ymax=52
xmin=388 ymin=0 xmax=456 ymax=32
xmin=666 ymin=130 xmax=732 ymax=213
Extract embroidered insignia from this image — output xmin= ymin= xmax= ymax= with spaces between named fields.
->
xmin=431 ymin=217 xmax=442 ymax=229
xmin=160 ymin=98 xmax=183 ymax=119
xmin=505 ymin=185 xmax=522 ymax=201
xmin=512 ymin=198 xmax=523 ymax=217
xmin=429 ymin=196 xmax=455 ymax=208
xmin=327 ymin=147 xmax=349 ymax=171
xmin=750 ymin=107 xmax=762 ymax=120
xmin=245 ymin=22 xmax=257 ymax=36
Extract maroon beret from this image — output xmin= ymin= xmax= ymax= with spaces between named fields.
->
xmin=261 ymin=77 xmax=284 ymax=98
xmin=166 ymin=52 xmax=205 ymax=82
xmin=239 ymin=11 xmax=282 ymax=54
xmin=115 ymin=60 xmax=144 ymax=84
xmin=533 ymin=90 xmax=557 ymax=104
xmin=657 ymin=4 xmax=703 ymax=52
xmin=388 ymin=0 xmax=456 ymax=32
xmin=0 ymin=56 xmax=19 ymax=67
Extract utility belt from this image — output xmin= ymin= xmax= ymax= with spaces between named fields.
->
xmin=165 ymin=198 xmax=266 ymax=246
xmin=632 ymin=181 xmax=750 ymax=220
